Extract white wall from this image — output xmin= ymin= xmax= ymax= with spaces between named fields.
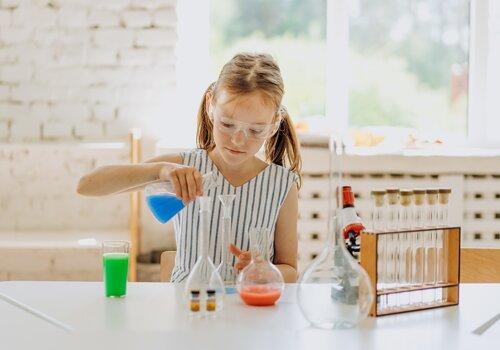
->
xmin=0 ymin=0 xmax=178 ymax=142
xmin=0 ymin=0 xmax=179 ymax=238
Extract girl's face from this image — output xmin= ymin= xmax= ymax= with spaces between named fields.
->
xmin=208 ymin=90 xmax=279 ymax=166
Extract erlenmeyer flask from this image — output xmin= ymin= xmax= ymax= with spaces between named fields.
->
xmin=184 ymin=197 xmax=225 ymax=317
xmin=236 ymin=227 xmax=284 ymax=306
xmin=145 ymin=171 xmax=218 ymax=223
xmin=215 ymin=194 xmax=238 ymax=293
xmin=297 ymin=135 xmax=373 ymax=329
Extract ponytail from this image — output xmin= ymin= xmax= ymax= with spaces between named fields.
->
xmin=196 ymin=82 xmax=216 ymax=151
xmin=265 ymin=108 xmax=302 ymax=188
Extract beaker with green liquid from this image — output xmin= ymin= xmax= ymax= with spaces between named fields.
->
xmin=102 ymin=241 xmax=130 ymax=298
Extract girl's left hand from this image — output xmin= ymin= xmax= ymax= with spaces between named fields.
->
xmin=229 ymin=244 xmax=252 ymax=271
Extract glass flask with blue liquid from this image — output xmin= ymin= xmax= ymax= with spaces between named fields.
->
xmin=145 ymin=171 xmax=219 ymax=224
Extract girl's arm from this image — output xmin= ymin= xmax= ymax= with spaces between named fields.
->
xmin=77 ymin=154 xmax=182 ymax=197
xmin=273 ymin=183 xmax=299 ymax=283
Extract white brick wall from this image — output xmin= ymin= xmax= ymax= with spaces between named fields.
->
xmin=0 ymin=0 xmax=177 ymax=142
xmin=0 ymin=0 xmax=178 ymax=250
xmin=0 ymin=144 xmax=130 ymax=231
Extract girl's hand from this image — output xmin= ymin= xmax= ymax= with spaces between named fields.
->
xmin=159 ymin=164 xmax=202 ymax=204
xmin=229 ymin=244 xmax=252 ymax=271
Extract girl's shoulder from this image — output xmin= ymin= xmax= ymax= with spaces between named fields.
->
xmin=179 ymin=148 xmax=206 ymax=165
xmin=268 ymin=162 xmax=300 ymax=185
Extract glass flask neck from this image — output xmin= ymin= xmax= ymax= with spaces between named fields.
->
xmin=221 ymin=216 xmax=232 ymax=264
xmin=249 ymin=228 xmax=271 ymax=263
xmin=326 ymin=211 xmax=342 ymax=249
xmin=218 ymin=194 xmax=236 ymax=265
xmin=198 ymin=196 xmax=211 ymax=259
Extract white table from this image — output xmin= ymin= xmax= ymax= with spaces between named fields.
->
xmin=0 ymin=282 xmax=499 ymax=350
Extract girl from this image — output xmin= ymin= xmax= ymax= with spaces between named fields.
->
xmin=78 ymin=52 xmax=301 ymax=283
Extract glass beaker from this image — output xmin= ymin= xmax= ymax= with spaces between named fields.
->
xmin=184 ymin=196 xmax=225 ymax=317
xmin=102 ymin=240 xmax=129 ymax=298
xmin=237 ymin=227 xmax=284 ymax=306
xmin=145 ymin=171 xmax=218 ymax=223
xmin=297 ymin=135 xmax=373 ymax=329
xmin=215 ymin=194 xmax=238 ymax=293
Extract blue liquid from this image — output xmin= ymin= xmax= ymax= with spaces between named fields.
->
xmin=225 ymin=287 xmax=237 ymax=294
xmin=146 ymin=194 xmax=185 ymax=224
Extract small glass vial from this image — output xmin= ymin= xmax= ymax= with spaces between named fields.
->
xmin=189 ymin=290 xmax=200 ymax=314
xmin=206 ymin=289 xmax=217 ymax=313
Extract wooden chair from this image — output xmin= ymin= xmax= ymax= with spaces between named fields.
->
xmin=460 ymin=248 xmax=500 ymax=283
xmin=160 ymin=250 xmax=177 ymax=282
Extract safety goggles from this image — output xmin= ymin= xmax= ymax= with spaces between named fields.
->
xmin=211 ymin=113 xmax=280 ymax=140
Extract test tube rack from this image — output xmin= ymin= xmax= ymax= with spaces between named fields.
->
xmin=360 ymin=226 xmax=460 ymax=316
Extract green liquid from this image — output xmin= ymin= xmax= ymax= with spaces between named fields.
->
xmin=103 ymin=253 xmax=129 ymax=297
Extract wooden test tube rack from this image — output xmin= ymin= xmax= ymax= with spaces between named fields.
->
xmin=360 ymin=227 xmax=460 ymax=316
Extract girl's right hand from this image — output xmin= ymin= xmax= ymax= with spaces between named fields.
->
xmin=158 ymin=164 xmax=203 ymax=204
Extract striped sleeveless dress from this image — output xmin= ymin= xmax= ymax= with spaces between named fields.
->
xmin=170 ymin=149 xmax=298 ymax=282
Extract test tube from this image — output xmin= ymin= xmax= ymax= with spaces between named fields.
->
xmin=386 ymin=189 xmax=400 ymax=230
xmin=371 ymin=189 xmax=387 ymax=232
xmin=371 ymin=189 xmax=387 ymax=313
xmin=399 ymin=189 xmax=413 ymax=229
xmin=411 ymin=189 xmax=426 ymax=305
xmin=413 ymin=189 xmax=426 ymax=229
xmin=385 ymin=188 xmax=399 ymax=309
xmin=436 ymin=188 xmax=451 ymax=302
xmin=424 ymin=189 xmax=438 ymax=304
xmin=426 ymin=189 xmax=439 ymax=228
xmin=398 ymin=189 xmax=413 ymax=307
xmin=438 ymin=188 xmax=451 ymax=226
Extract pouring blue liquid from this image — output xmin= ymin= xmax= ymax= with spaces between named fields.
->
xmin=145 ymin=171 xmax=219 ymax=224
xmin=146 ymin=193 xmax=185 ymax=223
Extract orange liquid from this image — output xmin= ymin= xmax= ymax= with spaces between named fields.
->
xmin=239 ymin=286 xmax=282 ymax=306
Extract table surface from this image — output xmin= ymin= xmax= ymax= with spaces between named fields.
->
xmin=1 ymin=281 xmax=499 ymax=350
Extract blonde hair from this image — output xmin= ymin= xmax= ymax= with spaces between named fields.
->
xmin=196 ymin=52 xmax=302 ymax=186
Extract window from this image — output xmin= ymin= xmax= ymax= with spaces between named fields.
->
xmin=209 ymin=0 xmax=327 ymax=120
xmin=349 ymin=0 xmax=470 ymax=138
xmin=177 ymin=0 xmax=498 ymax=148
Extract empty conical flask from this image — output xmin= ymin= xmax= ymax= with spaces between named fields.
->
xmin=184 ymin=196 xmax=225 ymax=317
